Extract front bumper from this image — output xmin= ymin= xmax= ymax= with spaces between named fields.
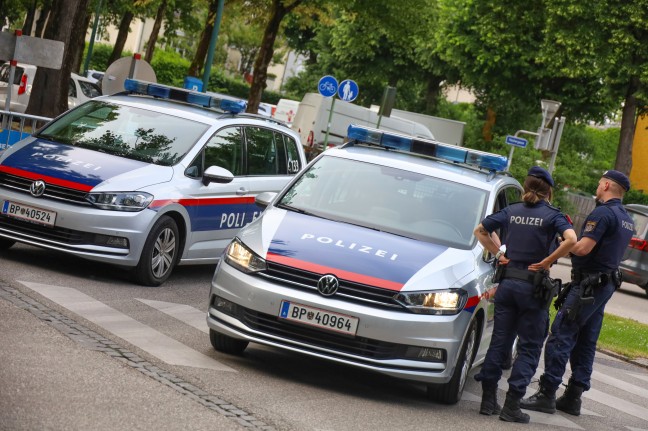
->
xmin=207 ymin=260 xmax=476 ymax=385
xmin=0 ymin=188 xmax=156 ymax=266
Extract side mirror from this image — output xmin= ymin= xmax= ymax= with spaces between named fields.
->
xmin=255 ymin=192 xmax=277 ymax=209
xmin=202 ymin=165 xmax=234 ymax=186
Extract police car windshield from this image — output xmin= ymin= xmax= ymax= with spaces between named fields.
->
xmin=278 ymin=156 xmax=488 ymax=249
xmin=37 ymin=101 xmax=209 ymax=166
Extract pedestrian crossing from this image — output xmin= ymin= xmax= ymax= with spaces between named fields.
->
xmin=18 ymin=280 xmax=648 ymax=430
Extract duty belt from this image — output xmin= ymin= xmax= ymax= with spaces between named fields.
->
xmin=501 ymin=267 xmax=538 ymax=283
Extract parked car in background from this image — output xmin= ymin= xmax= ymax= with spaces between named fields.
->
xmin=0 ymin=80 xmax=306 ymax=286
xmin=619 ymin=204 xmax=648 ymax=297
xmin=207 ymin=125 xmax=524 ymax=404
xmin=0 ymin=62 xmax=102 ymax=112
xmin=273 ymin=98 xmax=300 ymax=126
xmin=85 ymin=69 xmax=105 ymax=84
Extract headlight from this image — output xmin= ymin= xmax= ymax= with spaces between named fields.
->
xmin=394 ymin=289 xmax=467 ymax=315
xmin=224 ymin=238 xmax=266 ymax=273
xmin=86 ymin=192 xmax=153 ymax=211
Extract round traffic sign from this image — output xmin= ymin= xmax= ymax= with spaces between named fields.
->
xmin=318 ymin=75 xmax=338 ymax=98
xmin=338 ymin=79 xmax=358 ymax=102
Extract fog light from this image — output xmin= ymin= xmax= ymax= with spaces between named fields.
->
xmin=94 ymin=234 xmax=129 ymax=249
xmin=404 ymin=346 xmax=446 ymax=362
xmin=214 ymin=295 xmax=238 ymax=316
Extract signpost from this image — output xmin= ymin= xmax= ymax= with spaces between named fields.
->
xmin=318 ymin=76 xmax=339 ymax=148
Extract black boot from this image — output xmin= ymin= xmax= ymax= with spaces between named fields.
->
xmin=500 ymin=392 xmax=530 ymax=423
xmin=479 ymin=384 xmax=501 ymax=416
xmin=556 ymin=379 xmax=584 ymax=416
xmin=520 ymin=376 xmax=556 ymax=414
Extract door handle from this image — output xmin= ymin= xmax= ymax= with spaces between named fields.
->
xmin=236 ymin=188 xmax=248 ymax=196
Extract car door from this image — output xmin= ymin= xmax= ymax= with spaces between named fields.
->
xmin=179 ymin=126 xmax=253 ymax=260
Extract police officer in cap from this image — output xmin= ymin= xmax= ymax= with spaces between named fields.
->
xmin=521 ymin=170 xmax=634 ymax=416
xmin=473 ymin=166 xmax=577 ymax=423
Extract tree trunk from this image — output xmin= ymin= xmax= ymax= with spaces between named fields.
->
xmin=425 ymin=75 xmax=444 ymax=114
xmin=108 ymin=11 xmax=134 ymax=65
xmin=72 ymin=12 xmax=93 ymax=74
xmin=26 ymin=0 xmax=90 ymax=118
xmin=247 ymin=0 xmax=303 ymax=113
xmin=482 ymin=106 xmax=496 ymax=142
xmin=187 ymin=0 xmax=219 ymax=78
xmin=22 ymin=0 xmax=38 ymax=36
xmin=144 ymin=0 xmax=167 ymax=63
xmin=615 ymin=76 xmax=640 ymax=175
xmin=34 ymin=0 xmax=53 ymax=37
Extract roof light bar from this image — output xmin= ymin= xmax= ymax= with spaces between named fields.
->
xmin=347 ymin=125 xmax=508 ymax=172
xmin=123 ymin=79 xmax=247 ymax=114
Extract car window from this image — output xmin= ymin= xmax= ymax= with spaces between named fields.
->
xmin=0 ymin=65 xmax=24 ymax=85
xmin=37 ymin=100 xmax=209 ymax=166
xmin=628 ymin=211 xmax=648 ymax=237
xmin=201 ymin=127 xmax=243 ymax=176
xmin=245 ymin=126 xmax=280 ymax=175
xmin=278 ymin=155 xmax=487 ymax=249
xmin=68 ymin=79 xmax=77 ymax=97
xmin=79 ymin=80 xmax=102 ymax=98
xmin=282 ymin=133 xmax=302 ymax=174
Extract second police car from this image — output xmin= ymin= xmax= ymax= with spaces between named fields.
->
xmin=207 ymin=125 xmax=524 ymax=404
xmin=0 ymin=80 xmax=306 ymax=286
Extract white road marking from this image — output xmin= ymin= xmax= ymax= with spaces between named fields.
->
xmin=20 ymin=281 xmax=235 ymax=372
xmin=137 ymin=298 xmax=208 ymax=334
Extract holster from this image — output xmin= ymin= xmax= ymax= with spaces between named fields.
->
xmin=495 ymin=266 xmax=558 ymax=310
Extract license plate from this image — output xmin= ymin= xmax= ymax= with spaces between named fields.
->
xmin=2 ymin=200 xmax=56 ymax=227
xmin=279 ymin=300 xmax=359 ymax=336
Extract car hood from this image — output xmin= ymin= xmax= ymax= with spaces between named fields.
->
xmin=0 ymin=138 xmax=172 ymax=191
xmin=240 ymin=208 xmax=477 ymax=292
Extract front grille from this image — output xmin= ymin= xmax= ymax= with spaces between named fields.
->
xmin=0 ymin=214 xmax=94 ymax=244
xmin=261 ymin=261 xmax=403 ymax=309
xmin=0 ymin=172 xmax=90 ymax=204
xmin=233 ymin=304 xmax=408 ymax=360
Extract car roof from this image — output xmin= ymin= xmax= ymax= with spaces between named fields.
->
xmin=320 ymin=144 xmax=519 ymax=191
xmin=625 ymin=204 xmax=648 ymax=216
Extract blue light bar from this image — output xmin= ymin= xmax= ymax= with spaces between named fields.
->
xmin=347 ymin=125 xmax=508 ymax=172
xmin=123 ymin=79 xmax=247 ymax=114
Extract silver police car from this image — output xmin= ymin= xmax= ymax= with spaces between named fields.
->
xmin=0 ymin=80 xmax=306 ymax=286
xmin=207 ymin=125 xmax=523 ymax=404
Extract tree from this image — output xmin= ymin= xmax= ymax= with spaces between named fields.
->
xmin=246 ymin=0 xmax=304 ymax=114
xmin=26 ymin=0 xmax=90 ymax=118
xmin=187 ymin=0 xmax=220 ymax=78
xmin=144 ymin=0 xmax=167 ymax=62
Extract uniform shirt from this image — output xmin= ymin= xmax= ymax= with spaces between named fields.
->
xmin=571 ymin=198 xmax=634 ymax=272
xmin=482 ymin=201 xmax=572 ymax=267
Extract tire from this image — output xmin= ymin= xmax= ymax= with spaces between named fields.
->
xmin=209 ymin=329 xmax=248 ymax=355
xmin=134 ymin=216 xmax=180 ymax=286
xmin=427 ymin=320 xmax=478 ymax=404
xmin=0 ymin=238 xmax=16 ymax=250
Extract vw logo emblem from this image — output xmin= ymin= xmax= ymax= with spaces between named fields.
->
xmin=30 ymin=180 xmax=46 ymax=197
xmin=317 ymin=274 xmax=339 ymax=296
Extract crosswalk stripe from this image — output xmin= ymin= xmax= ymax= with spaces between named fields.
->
xmin=20 ymin=281 xmax=235 ymax=372
xmin=136 ymin=299 xmax=208 ymax=334
xmin=591 ymin=368 xmax=648 ymax=400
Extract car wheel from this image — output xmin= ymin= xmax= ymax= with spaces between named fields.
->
xmin=427 ymin=319 xmax=477 ymax=404
xmin=209 ymin=329 xmax=248 ymax=355
xmin=0 ymin=238 xmax=15 ymax=250
xmin=134 ymin=216 xmax=179 ymax=286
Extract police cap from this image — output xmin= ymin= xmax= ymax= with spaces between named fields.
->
xmin=527 ymin=166 xmax=554 ymax=187
xmin=602 ymin=170 xmax=630 ymax=191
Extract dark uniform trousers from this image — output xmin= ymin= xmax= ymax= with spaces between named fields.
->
xmin=475 ymin=277 xmax=549 ymax=397
xmin=542 ymin=278 xmax=616 ymax=392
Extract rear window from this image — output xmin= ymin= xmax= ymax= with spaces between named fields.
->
xmin=0 ymin=65 xmax=24 ymax=85
xmin=277 ymin=155 xmax=488 ymax=249
xmin=79 ymin=81 xmax=102 ymax=98
xmin=628 ymin=210 xmax=648 ymax=237
xmin=37 ymin=100 xmax=209 ymax=166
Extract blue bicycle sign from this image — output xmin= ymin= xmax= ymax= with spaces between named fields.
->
xmin=318 ymin=75 xmax=338 ymax=98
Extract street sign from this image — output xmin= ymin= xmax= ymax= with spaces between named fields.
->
xmin=505 ymin=135 xmax=528 ymax=148
xmin=318 ymin=75 xmax=338 ymax=98
xmin=0 ymin=32 xmax=64 ymax=69
xmin=338 ymin=79 xmax=358 ymax=102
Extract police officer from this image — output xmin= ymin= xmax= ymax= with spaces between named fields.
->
xmin=521 ymin=170 xmax=634 ymax=416
xmin=473 ymin=166 xmax=577 ymax=423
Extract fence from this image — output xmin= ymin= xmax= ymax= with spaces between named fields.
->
xmin=0 ymin=110 xmax=52 ymax=149
xmin=564 ymin=192 xmax=596 ymax=233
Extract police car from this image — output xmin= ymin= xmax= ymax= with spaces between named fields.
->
xmin=0 ymin=80 xmax=306 ymax=286
xmin=206 ymin=125 xmax=524 ymax=404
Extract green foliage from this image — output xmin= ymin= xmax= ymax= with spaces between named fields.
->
xmin=81 ymin=43 xmax=127 ymax=74
xmin=150 ymin=49 xmax=191 ymax=87
xmin=206 ymin=71 xmax=283 ymax=105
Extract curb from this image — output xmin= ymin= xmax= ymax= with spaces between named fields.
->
xmin=598 ymin=348 xmax=648 ymax=371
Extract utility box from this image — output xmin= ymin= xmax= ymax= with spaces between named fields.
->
xmin=183 ymin=76 xmax=203 ymax=92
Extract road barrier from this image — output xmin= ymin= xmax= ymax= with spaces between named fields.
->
xmin=1 ymin=109 xmax=51 ymax=149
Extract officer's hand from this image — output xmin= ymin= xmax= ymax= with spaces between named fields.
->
xmin=528 ymin=260 xmax=551 ymax=272
xmin=497 ymin=255 xmax=510 ymax=265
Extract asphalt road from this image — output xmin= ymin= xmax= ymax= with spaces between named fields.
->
xmin=2 ymin=244 xmax=648 ymax=431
